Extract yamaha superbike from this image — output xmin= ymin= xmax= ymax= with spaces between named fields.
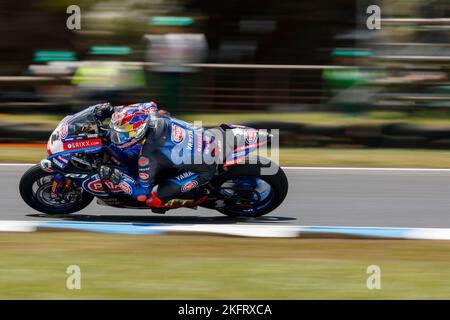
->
xmin=19 ymin=106 xmax=288 ymax=217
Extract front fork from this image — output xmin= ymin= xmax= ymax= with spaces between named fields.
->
xmin=42 ymin=158 xmax=86 ymax=199
xmin=50 ymin=173 xmax=73 ymax=199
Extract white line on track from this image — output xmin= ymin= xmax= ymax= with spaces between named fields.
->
xmin=1 ymin=163 xmax=450 ymax=172
xmin=282 ymin=166 xmax=450 ymax=172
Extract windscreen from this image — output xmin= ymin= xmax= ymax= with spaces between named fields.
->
xmin=64 ymin=106 xmax=99 ymax=138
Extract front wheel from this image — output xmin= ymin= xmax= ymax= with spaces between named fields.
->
xmin=19 ymin=164 xmax=94 ymax=215
xmin=211 ymin=160 xmax=288 ymax=217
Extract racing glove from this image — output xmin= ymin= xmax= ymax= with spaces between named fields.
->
xmin=99 ymin=166 xmax=122 ymax=184
xmin=99 ymin=165 xmax=151 ymax=202
xmin=94 ymin=103 xmax=114 ymax=121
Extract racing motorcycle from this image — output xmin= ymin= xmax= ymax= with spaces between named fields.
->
xmin=19 ymin=106 xmax=288 ymax=217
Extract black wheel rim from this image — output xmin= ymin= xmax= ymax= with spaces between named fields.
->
xmin=218 ymin=176 xmax=274 ymax=216
xmin=31 ymin=174 xmax=83 ymax=208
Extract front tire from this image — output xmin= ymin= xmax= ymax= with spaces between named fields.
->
xmin=212 ymin=160 xmax=288 ymax=217
xmin=19 ymin=164 xmax=94 ymax=215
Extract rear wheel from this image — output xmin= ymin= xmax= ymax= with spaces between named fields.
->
xmin=211 ymin=160 xmax=288 ymax=217
xmin=19 ymin=164 xmax=94 ymax=215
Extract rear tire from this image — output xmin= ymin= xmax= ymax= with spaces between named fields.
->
xmin=19 ymin=164 xmax=94 ymax=215
xmin=212 ymin=159 xmax=288 ymax=217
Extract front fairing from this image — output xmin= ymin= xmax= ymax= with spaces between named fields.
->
xmin=47 ymin=106 xmax=103 ymax=168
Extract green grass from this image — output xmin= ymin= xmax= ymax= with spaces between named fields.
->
xmin=0 ymin=233 xmax=449 ymax=299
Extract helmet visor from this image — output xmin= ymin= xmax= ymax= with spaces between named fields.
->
xmin=110 ymin=129 xmax=131 ymax=145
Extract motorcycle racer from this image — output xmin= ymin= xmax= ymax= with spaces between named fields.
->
xmin=94 ymin=102 xmax=218 ymax=210
xmin=20 ymin=101 xmax=288 ymax=218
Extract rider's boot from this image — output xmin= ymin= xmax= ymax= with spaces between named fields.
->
xmin=165 ymin=199 xmax=195 ymax=209
xmin=165 ymin=194 xmax=209 ymax=209
xmin=145 ymin=192 xmax=194 ymax=209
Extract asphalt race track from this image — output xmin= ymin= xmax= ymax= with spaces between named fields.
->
xmin=2 ymin=164 xmax=450 ymax=227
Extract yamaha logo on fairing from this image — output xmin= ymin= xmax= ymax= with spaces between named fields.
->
xmin=175 ymin=171 xmax=195 ymax=181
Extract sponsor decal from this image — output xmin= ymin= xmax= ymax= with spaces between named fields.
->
xmin=118 ymin=182 xmax=132 ymax=195
xmin=83 ymin=177 xmax=122 ymax=195
xmin=139 ymin=172 xmax=150 ymax=180
xmin=63 ymin=138 xmax=102 ymax=151
xmin=227 ymin=150 xmax=247 ymax=161
xmin=228 ymin=124 xmax=247 ymax=129
xmin=51 ymin=158 xmax=65 ymax=168
xmin=139 ymin=156 xmax=149 ymax=166
xmin=60 ymin=123 xmax=68 ymax=139
xmin=224 ymin=157 xmax=245 ymax=167
xmin=64 ymin=173 xmax=88 ymax=179
xmin=57 ymin=156 xmax=69 ymax=164
xmin=171 ymin=124 xmax=185 ymax=143
xmin=175 ymin=171 xmax=195 ymax=181
xmin=196 ymin=131 xmax=203 ymax=154
xmin=245 ymin=129 xmax=257 ymax=144
xmin=186 ymin=130 xmax=193 ymax=150
xmin=181 ymin=180 xmax=198 ymax=193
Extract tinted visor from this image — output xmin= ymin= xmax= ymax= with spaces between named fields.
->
xmin=110 ymin=129 xmax=132 ymax=145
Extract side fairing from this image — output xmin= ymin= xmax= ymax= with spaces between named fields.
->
xmin=81 ymin=174 xmax=125 ymax=197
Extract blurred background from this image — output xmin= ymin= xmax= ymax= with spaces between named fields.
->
xmin=0 ymin=0 xmax=449 ymax=165
xmin=1 ymin=1 xmax=450 ymax=300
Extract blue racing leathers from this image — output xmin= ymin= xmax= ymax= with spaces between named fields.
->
xmin=113 ymin=114 xmax=219 ymax=206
